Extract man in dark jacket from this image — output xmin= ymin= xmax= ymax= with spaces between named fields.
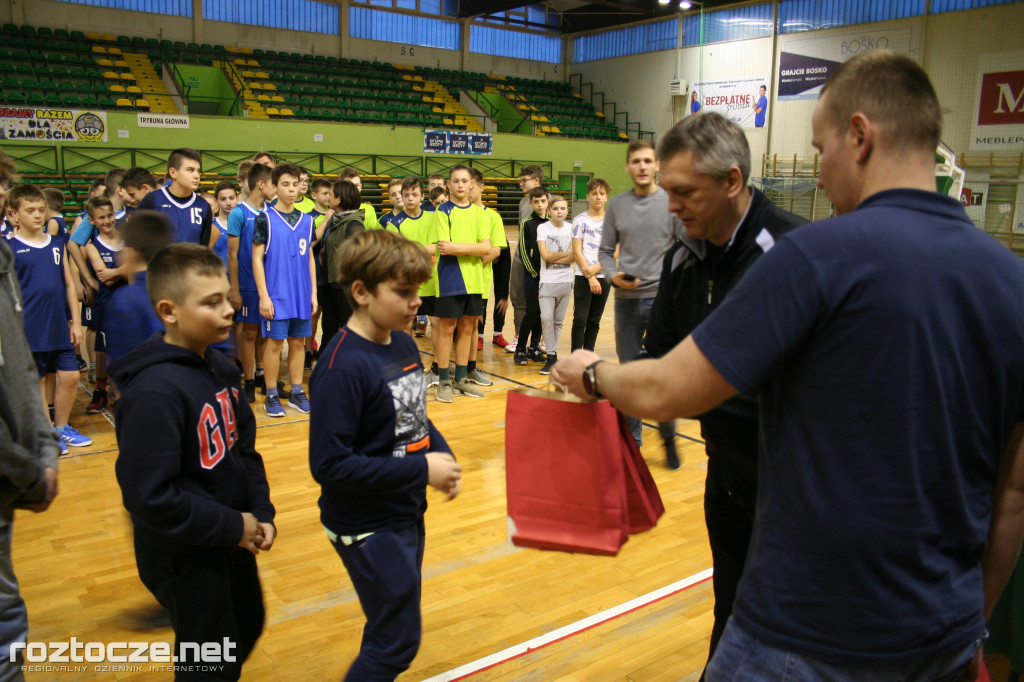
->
xmin=643 ymin=113 xmax=806 ymax=676
xmin=0 ymin=149 xmax=60 ymax=677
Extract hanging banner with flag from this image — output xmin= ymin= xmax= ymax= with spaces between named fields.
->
xmin=423 ymin=130 xmax=493 ymax=155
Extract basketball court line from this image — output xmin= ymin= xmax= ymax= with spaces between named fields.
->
xmin=419 ymin=567 xmax=714 ymax=681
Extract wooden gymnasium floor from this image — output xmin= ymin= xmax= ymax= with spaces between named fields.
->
xmin=14 ymin=282 xmax=718 ymax=680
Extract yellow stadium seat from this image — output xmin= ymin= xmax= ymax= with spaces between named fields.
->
xmin=246 ymin=59 xmax=259 ymax=67
xmin=103 ymin=71 xmax=120 ymax=80
xmin=233 ymin=58 xmax=247 ymax=66
xmin=115 ymin=98 xmax=133 ymax=108
xmin=91 ymin=45 xmax=106 ymax=54
xmin=249 ymin=82 xmax=263 ymax=90
xmin=242 ymin=70 xmax=256 ymax=79
xmin=443 ymin=118 xmax=454 ymax=125
xmin=107 ymin=46 xmax=122 ymax=56
xmin=97 ymin=58 xmax=113 ymax=67
xmin=226 ymin=46 xmax=239 ymax=53
xmin=265 ymin=107 xmax=280 ymax=116
xmin=85 ymin=32 xmax=101 ymax=41
xmin=279 ymin=109 xmax=294 ymax=117
xmin=271 ymin=95 xmax=284 ymax=103
xmin=257 ymin=94 xmax=270 ymax=102
xmin=102 ymin=34 xmax=116 ymax=42
xmin=256 ymin=72 xmax=269 ymax=79
xmin=134 ymin=99 xmax=150 ymax=110
xmin=239 ymin=47 xmax=254 ymax=54
xmin=109 ymin=84 xmax=126 ymax=93
xmin=113 ymin=60 xmax=129 ymax=69
xmin=119 ymin=73 xmax=134 ymax=81
xmin=262 ymin=83 xmax=276 ymax=91
xmin=126 ymin=85 xmax=142 ymax=94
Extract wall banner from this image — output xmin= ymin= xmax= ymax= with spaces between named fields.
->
xmin=0 ymin=107 xmax=107 ymax=142
xmin=424 ymin=130 xmax=493 ymax=155
xmin=778 ymin=26 xmax=918 ymax=101
xmin=691 ymin=76 xmax=771 ymax=129
xmin=970 ymin=51 xmax=1024 ymax=152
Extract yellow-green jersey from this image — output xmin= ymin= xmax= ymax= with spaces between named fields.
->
xmin=481 ymin=205 xmax=507 ymax=300
xmin=392 ymin=209 xmax=438 ymax=298
xmin=434 ymin=200 xmax=489 ymax=297
xmin=361 ymin=203 xmax=381 ymax=231
xmin=295 ymin=196 xmax=316 ymax=213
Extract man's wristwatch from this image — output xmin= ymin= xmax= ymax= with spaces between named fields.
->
xmin=582 ymin=360 xmax=606 ymax=399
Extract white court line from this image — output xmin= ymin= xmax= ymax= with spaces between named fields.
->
xmin=419 ymin=567 xmax=714 ymax=682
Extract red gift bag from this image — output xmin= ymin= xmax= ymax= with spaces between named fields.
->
xmin=505 ymin=387 xmax=664 ymax=556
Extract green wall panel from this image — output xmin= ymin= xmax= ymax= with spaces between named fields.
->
xmin=5 ymin=112 xmax=634 ymax=193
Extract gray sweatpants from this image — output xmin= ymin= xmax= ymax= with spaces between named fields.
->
xmin=539 ymin=281 xmax=573 ymax=356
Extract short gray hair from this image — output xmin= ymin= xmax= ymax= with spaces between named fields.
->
xmin=656 ymin=113 xmax=751 ymax=184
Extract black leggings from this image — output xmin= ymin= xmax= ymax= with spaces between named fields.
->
xmin=516 ymin=281 xmax=542 ymax=350
xmin=321 ymin=286 xmax=352 ymax=350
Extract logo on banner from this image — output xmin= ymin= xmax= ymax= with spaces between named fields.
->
xmin=978 ymin=70 xmax=1024 ymax=126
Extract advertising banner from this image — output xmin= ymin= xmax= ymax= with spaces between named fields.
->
xmin=970 ymin=51 xmax=1024 ymax=152
xmin=691 ymin=76 xmax=770 ymax=128
xmin=423 ymin=130 xmax=493 ymax=155
xmin=0 ymin=107 xmax=107 ymax=142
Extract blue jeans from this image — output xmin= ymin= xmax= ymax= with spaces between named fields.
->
xmin=706 ymin=618 xmax=980 ymax=682
xmin=614 ymin=297 xmax=654 ymax=445
xmin=0 ymin=524 xmax=26 ymax=682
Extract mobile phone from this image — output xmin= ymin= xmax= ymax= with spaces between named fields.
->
xmin=620 ymin=274 xmax=637 ymax=282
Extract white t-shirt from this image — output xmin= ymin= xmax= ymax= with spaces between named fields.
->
xmin=537 ymin=220 xmax=574 ymax=285
xmin=571 ymin=211 xmax=605 ymax=278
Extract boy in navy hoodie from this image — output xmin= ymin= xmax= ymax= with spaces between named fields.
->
xmin=309 ymin=229 xmax=461 ymax=680
xmin=110 ymin=243 xmax=276 ymax=681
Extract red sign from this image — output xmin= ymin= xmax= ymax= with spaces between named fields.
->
xmin=978 ymin=70 xmax=1024 ymax=126
xmin=961 ymin=188 xmax=972 ymax=207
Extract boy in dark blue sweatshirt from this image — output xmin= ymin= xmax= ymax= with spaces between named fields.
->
xmin=110 ymin=242 xmax=275 ymax=681
xmin=309 ymin=229 xmax=462 ymax=681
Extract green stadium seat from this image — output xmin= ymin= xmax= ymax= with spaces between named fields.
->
xmin=4 ymin=92 xmax=26 ymax=105
xmin=70 ymin=31 xmax=85 ymax=41
xmin=186 ymin=42 xmax=199 ymax=51
xmin=25 ymin=91 xmax=44 ymax=105
xmin=14 ymin=64 xmax=31 ymax=76
xmin=81 ymin=95 xmax=98 ymax=108
xmin=54 ymin=29 xmax=69 ymax=40
xmin=131 ymin=37 xmax=145 ymax=46
xmin=19 ymin=25 xmax=35 ymax=35
xmin=145 ymin=38 xmax=159 ymax=47
xmin=99 ymin=97 xmax=115 ymax=109
xmin=2 ymin=24 xmax=18 ymax=34
xmin=50 ymin=67 xmax=68 ymax=78
xmin=36 ymin=79 xmax=56 ymax=90
xmin=62 ymin=94 xmax=81 ymax=107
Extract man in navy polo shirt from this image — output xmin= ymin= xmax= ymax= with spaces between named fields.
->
xmin=554 ymin=50 xmax=1024 ymax=680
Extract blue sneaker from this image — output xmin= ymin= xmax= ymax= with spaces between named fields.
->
xmin=288 ymin=389 xmax=310 ymax=414
xmin=264 ymin=394 xmax=286 ymax=418
xmin=58 ymin=424 xmax=92 ymax=448
xmin=52 ymin=427 xmax=69 ymax=456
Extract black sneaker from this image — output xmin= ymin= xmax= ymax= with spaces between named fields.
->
xmin=539 ymin=354 xmax=557 ymax=375
xmin=277 ymin=381 xmax=286 ymax=395
xmin=666 ymin=450 xmax=680 ymax=471
xmin=255 ymin=374 xmax=266 ymax=394
xmin=243 ymin=379 xmax=256 ymax=404
xmin=514 ymin=352 xmax=528 ymax=366
xmin=528 ymin=347 xmax=545 ymax=363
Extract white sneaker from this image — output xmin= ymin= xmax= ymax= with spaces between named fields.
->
xmin=505 ymin=334 xmax=518 ymax=353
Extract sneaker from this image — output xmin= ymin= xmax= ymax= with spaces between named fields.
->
xmin=86 ymin=388 xmax=108 ymax=414
xmin=436 ymin=381 xmax=454 ymax=403
xmin=58 ymin=424 xmax=92 ymax=448
xmin=477 ymin=334 xmax=484 ymax=351
xmin=52 ymin=427 xmax=68 ymax=456
xmin=466 ymin=368 xmax=493 ymax=386
xmin=424 ymin=370 xmax=439 ymax=388
xmin=528 ymin=347 xmax=546 ymax=363
xmin=452 ymin=379 xmax=485 ymax=398
xmin=505 ymin=334 xmax=519 ymax=353
xmin=243 ymin=379 xmax=256 ymax=404
xmin=514 ymin=352 xmax=528 ymax=366
xmin=264 ymin=394 xmax=286 ymax=418
xmin=76 ymin=354 xmax=87 ymax=372
xmin=255 ymin=373 xmax=266 ymax=394
xmin=414 ymin=316 xmax=428 ymax=337
xmin=493 ymin=334 xmax=510 ymax=348
xmin=87 ymin=366 xmax=96 ymax=384
xmin=539 ymin=354 xmax=557 ymax=375
xmin=288 ymin=389 xmax=311 ymax=414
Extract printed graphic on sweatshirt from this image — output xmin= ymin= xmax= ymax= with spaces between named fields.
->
xmin=388 ymin=370 xmax=429 ymax=458
xmin=197 ymin=388 xmax=240 ymax=469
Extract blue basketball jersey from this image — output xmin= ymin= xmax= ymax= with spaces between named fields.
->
xmin=1 ymin=217 xmax=13 ymax=240
xmin=261 ymin=207 xmax=313 ymax=321
xmin=91 ymin=234 xmax=124 ymax=316
xmin=49 ymin=215 xmax=69 ymax=244
xmin=11 ymin=234 xmax=72 ymax=352
xmin=140 ymin=186 xmax=211 ymax=244
xmin=227 ymin=201 xmax=263 ymax=292
xmin=212 ymin=217 xmax=229 ymax=268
